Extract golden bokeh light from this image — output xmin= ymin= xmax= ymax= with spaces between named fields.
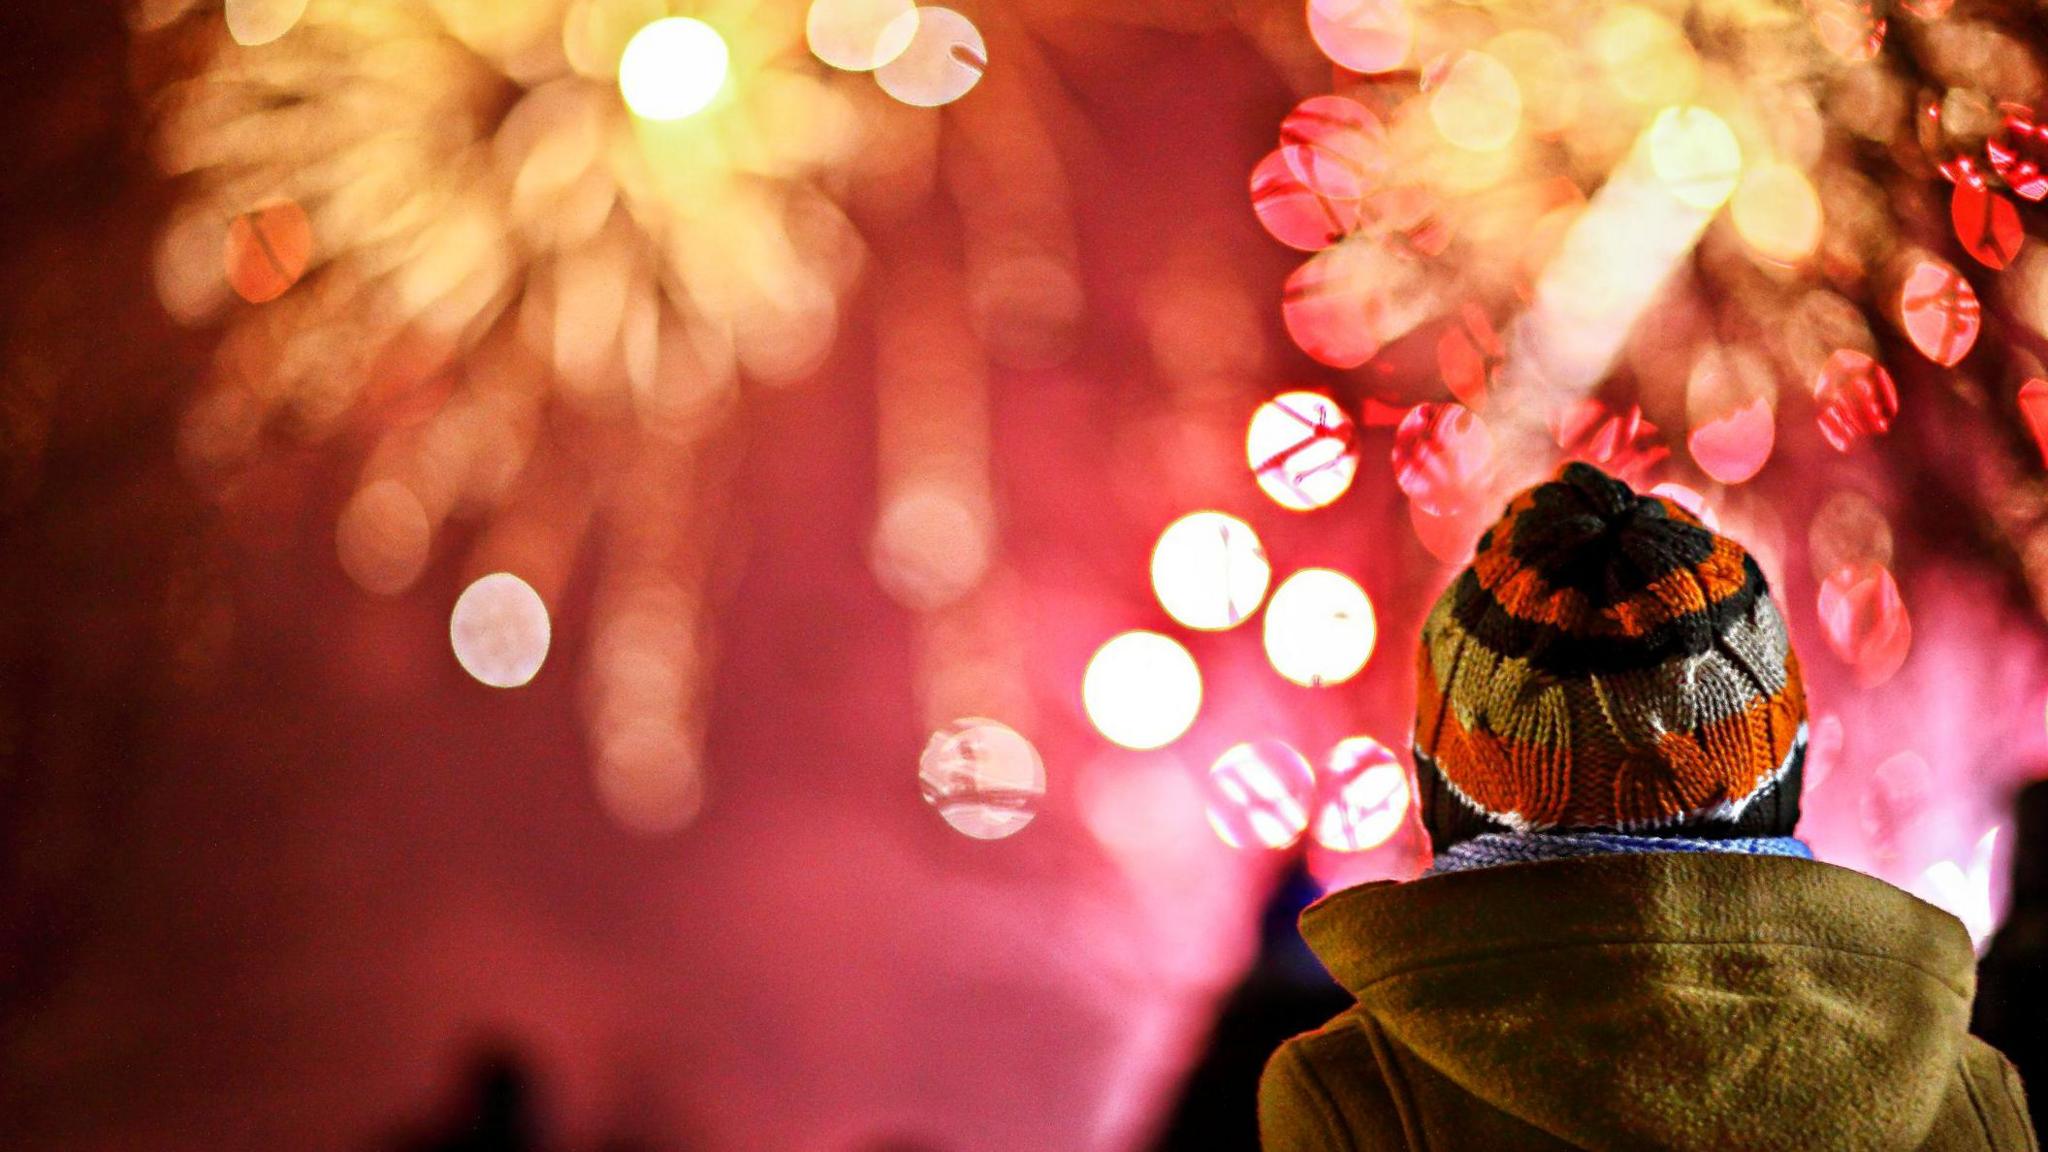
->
xmin=1590 ymin=6 xmax=1699 ymax=108
xmin=618 ymin=17 xmax=730 ymax=121
xmin=1083 ymin=631 xmax=1202 ymax=751
xmin=1428 ymin=51 xmax=1521 ymax=153
xmin=225 ymin=0 xmax=308 ymax=46
xmin=1731 ymin=162 xmax=1823 ymax=264
xmin=1647 ymin=106 xmax=1742 ymax=211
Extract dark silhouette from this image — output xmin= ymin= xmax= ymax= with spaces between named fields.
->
xmin=1975 ymin=780 xmax=2048 ymax=1134
xmin=1151 ymin=864 xmax=1351 ymax=1151
xmin=391 ymin=1044 xmax=548 ymax=1152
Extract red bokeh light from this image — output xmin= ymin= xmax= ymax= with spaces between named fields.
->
xmin=1817 ymin=561 xmax=1913 ymax=686
xmin=1306 ymin=0 xmax=1413 ymax=74
xmin=1687 ymin=396 xmax=1774 ymax=485
xmin=1392 ymin=402 xmax=1493 ymax=516
xmin=1552 ymin=399 xmax=1668 ymax=485
xmin=2018 ymin=378 xmax=2048 ymax=468
xmin=1898 ymin=258 xmax=1980 ymax=367
xmin=1813 ymin=349 xmax=1899 ymax=452
xmin=1251 ymin=148 xmax=1362 ymax=252
xmin=1951 ymin=180 xmax=2023 ymax=270
xmin=1279 ymin=95 xmax=1387 ymax=202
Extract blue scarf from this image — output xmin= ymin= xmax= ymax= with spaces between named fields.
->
xmin=1427 ymin=831 xmax=1813 ymax=875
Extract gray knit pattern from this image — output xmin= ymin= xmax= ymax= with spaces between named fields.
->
xmin=1426 ymin=831 xmax=1814 ymax=875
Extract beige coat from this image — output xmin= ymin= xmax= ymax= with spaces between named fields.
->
xmin=1260 ymin=852 xmax=2038 ymax=1150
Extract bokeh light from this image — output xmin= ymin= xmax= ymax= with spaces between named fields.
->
xmin=1554 ymin=399 xmax=1669 ymax=484
xmin=1898 ymin=257 xmax=1981 ymax=366
xmin=873 ymin=7 xmax=986 ymax=108
xmin=2018 ymin=379 xmax=2048 ymax=467
xmin=1280 ymin=95 xmax=1387 ymax=201
xmin=1263 ymin=568 xmax=1376 ymax=688
xmin=1408 ymin=497 xmax=1491 ymax=567
xmin=225 ymin=0 xmax=308 ymax=47
xmin=1282 ymin=239 xmax=1426 ymax=368
xmin=870 ymin=484 xmax=992 ymax=612
xmin=1307 ymin=0 xmax=1412 ymax=74
xmin=595 ymin=721 xmax=707 ymax=835
xmin=1204 ymin=740 xmax=1316 ymax=850
xmin=336 ymin=479 xmax=432 ymax=596
xmin=1486 ymin=29 xmax=1577 ymax=137
xmin=1591 ymin=6 xmax=1699 ymax=107
xmin=1646 ymin=106 xmax=1741 ymax=211
xmin=1952 ymin=180 xmax=2023 ymax=270
xmin=1150 ymin=511 xmax=1271 ymax=631
xmin=1806 ymin=0 xmax=1885 ymax=62
xmin=805 ymin=0 xmax=916 ymax=72
xmin=1245 ymin=391 xmax=1358 ymax=511
xmin=918 ymin=717 xmax=1046 ymax=840
xmin=1731 ymin=163 xmax=1823 ymax=264
xmin=223 ymin=199 xmax=311 ymax=304
xmin=618 ymin=17 xmax=730 ymax=121
xmin=1083 ymin=631 xmax=1202 ymax=751
xmin=1251 ymin=148 xmax=1362 ymax=252
xmin=1818 ymin=561 xmax=1912 ymax=687
xmin=450 ymin=572 xmax=552 ymax=689
xmin=1687 ymin=397 xmax=1774 ymax=485
xmin=1686 ymin=350 xmax=1775 ymax=485
xmin=1392 ymin=402 xmax=1492 ymax=516
xmin=1813 ymin=349 xmax=1898 ymax=452
xmin=1428 ymin=52 xmax=1520 ymax=153
xmin=1649 ymin=482 xmax=1718 ymax=530
xmin=1314 ymin=736 xmax=1409 ymax=852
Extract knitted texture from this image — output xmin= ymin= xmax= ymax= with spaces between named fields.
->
xmin=1413 ymin=463 xmax=1808 ymax=850
xmin=1425 ymin=831 xmax=1814 ymax=875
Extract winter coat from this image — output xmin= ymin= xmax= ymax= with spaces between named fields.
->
xmin=1259 ymin=851 xmax=2039 ymax=1151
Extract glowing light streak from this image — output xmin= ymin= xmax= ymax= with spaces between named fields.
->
xmin=1494 ymin=110 xmax=1735 ymax=478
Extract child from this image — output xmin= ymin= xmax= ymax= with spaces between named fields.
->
xmin=1260 ymin=464 xmax=2037 ymax=1151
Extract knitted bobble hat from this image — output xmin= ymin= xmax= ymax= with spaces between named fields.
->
xmin=1412 ymin=462 xmax=1808 ymax=853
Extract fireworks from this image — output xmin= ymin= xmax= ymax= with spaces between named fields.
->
xmin=133 ymin=0 xmax=1041 ymax=833
xmin=1254 ymin=0 xmax=2048 ymax=673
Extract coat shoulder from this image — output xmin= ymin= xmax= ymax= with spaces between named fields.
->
xmin=1961 ymin=1036 xmax=2040 ymax=1152
xmin=1258 ymin=1012 xmax=1410 ymax=1152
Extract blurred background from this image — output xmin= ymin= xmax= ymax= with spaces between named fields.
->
xmin=7 ymin=0 xmax=2048 ymax=1148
